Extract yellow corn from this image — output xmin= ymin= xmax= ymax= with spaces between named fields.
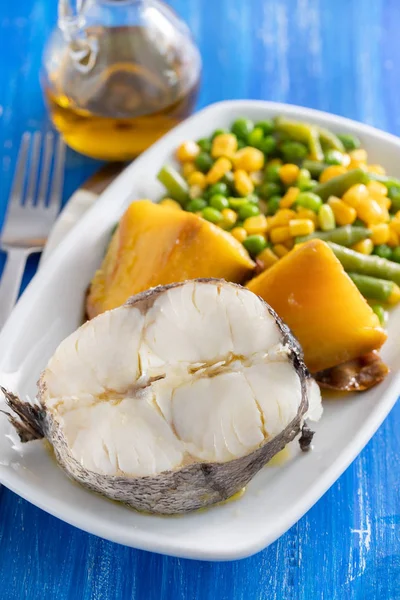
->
xmin=220 ymin=208 xmax=237 ymax=229
xmin=243 ymin=214 xmax=268 ymax=235
xmin=319 ymin=165 xmax=347 ymax=183
xmin=388 ymin=228 xmax=400 ymax=247
xmin=374 ymin=195 xmax=391 ymax=211
xmin=370 ymin=223 xmax=390 ymax=245
xmin=342 ymin=153 xmax=351 ymax=167
xmin=280 ymin=187 xmax=300 ymax=209
xmin=267 ymin=158 xmax=283 ymax=167
xmin=250 ymin=170 xmax=264 ymax=185
xmin=231 ymin=227 xmax=248 ymax=242
xmin=390 ymin=218 xmax=400 ymax=235
xmin=268 ymin=209 xmax=297 ymax=228
xmin=351 ymin=239 xmax=374 ymax=255
xmin=296 ymin=207 xmax=318 ymax=226
xmin=348 ymin=148 xmax=368 ymax=169
xmin=257 ymin=247 xmax=279 ymax=269
xmin=270 ymin=226 xmax=292 ymax=244
xmin=234 ymin=169 xmax=254 ymax=196
xmin=233 ymin=147 xmax=265 ymax=172
xmin=189 ymin=185 xmax=204 ymax=199
xmin=342 ymin=183 xmax=369 ymax=209
xmin=187 ymin=171 xmax=207 ymax=189
xmin=288 ymin=219 xmax=315 ymax=237
xmin=182 ymin=162 xmax=197 ymax=179
xmin=388 ymin=283 xmax=400 ymax=305
xmin=357 ymin=197 xmax=389 ymax=225
xmin=367 ymin=164 xmax=386 ymax=175
xmin=211 ymin=133 xmax=238 ymax=159
xmin=328 ymin=196 xmax=357 ymax=226
xmin=160 ymin=198 xmax=182 ymax=210
xmin=367 ymin=180 xmax=388 ymax=197
xmin=206 ymin=157 xmax=232 ymax=185
xmin=273 ymin=244 xmax=290 ymax=258
xmin=176 ymin=141 xmax=200 ymax=162
xmin=279 ymin=164 xmax=300 ymax=186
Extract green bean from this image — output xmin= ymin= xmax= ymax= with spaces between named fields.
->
xmin=371 ymin=304 xmax=388 ymax=326
xmin=274 ymin=117 xmax=324 ymax=161
xmin=327 ymin=242 xmax=400 ymax=285
xmin=312 ymin=168 xmax=369 ymax=201
xmin=348 ymin=273 xmax=395 ymax=303
xmin=302 ymin=160 xmax=327 ymax=179
xmin=324 ymin=149 xmax=346 ymax=165
xmin=296 ymin=225 xmax=371 ymax=246
xmin=337 ymin=133 xmax=361 ymax=151
xmin=317 ymin=126 xmax=345 ymax=152
xmin=368 ymin=172 xmax=400 ymax=190
xmin=157 ymin=166 xmax=189 ymax=205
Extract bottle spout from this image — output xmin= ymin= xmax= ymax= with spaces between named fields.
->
xmin=58 ymin=0 xmax=98 ymax=73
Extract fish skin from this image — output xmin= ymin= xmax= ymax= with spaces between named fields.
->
xmin=2 ymin=279 xmax=318 ymax=515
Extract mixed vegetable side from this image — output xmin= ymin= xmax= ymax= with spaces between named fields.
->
xmin=157 ymin=115 xmax=400 ymax=323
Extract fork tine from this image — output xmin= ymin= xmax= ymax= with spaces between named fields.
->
xmin=25 ymin=131 xmax=42 ymax=206
xmin=36 ymin=133 xmax=54 ymax=207
xmin=48 ymin=136 xmax=66 ymax=213
xmin=8 ymin=132 xmax=30 ymax=209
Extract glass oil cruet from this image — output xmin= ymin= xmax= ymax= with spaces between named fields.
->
xmin=41 ymin=0 xmax=201 ymax=160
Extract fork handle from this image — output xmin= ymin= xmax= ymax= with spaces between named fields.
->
xmin=0 ymin=248 xmax=30 ymax=330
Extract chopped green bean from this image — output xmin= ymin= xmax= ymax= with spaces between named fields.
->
xmin=297 ymin=225 xmax=371 ymax=246
xmin=324 ymin=149 xmax=346 ymax=165
xmin=317 ymin=127 xmax=345 ymax=152
xmin=312 ymin=168 xmax=369 ymax=201
xmin=157 ymin=165 xmax=189 ymax=205
xmin=348 ymin=273 xmax=396 ymax=303
xmin=274 ymin=116 xmax=324 ymax=161
xmin=371 ymin=304 xmax=388 ymax=326
xmin=328 ymin=242 xmax=400 ymax=285
xmin=302 ymin=160 xmax=327 ymax=179
xmin=337 ymin=133 xmax=361 ymax=151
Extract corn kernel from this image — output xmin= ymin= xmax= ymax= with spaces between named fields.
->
xmin=318 ymin=204 xmax=336 ymax=231
xmin=268 ymin=209 xmax=297 ymax=228
xmin=319 ymin=165 xmax=347 ymax=183
xmin=367 ymin=164 xmax=386 ymax=175
xmin=250 ymin=170 xmax=263 ymax=185
xmin=187 ymin=171 xmax=207 ymax=189
xmin=211 ymin=133 xmax=238 ymax=159
xmin=189 ymin=185 xmax=204 ymax=199
xmin=280 ymin=187 xmax=300 ymax=209
xmin=342 ymin=184 xmax=369 ymax=209
xmin=160 ymin=198 xmax=182 ymax=210
xmin=367 ymin=180 xmax=388 ymax=197
xmin=349 ymin=149 xmax=368 ymax=163
xmin=375 ymin=196 xmax=391 ymax=211
xmin=279 ymin=164 xmax=300 ymax=186
xmin=268 ymin=158 xmax=283 ymax=167
xmin=234 ymin=169 xmax=254 ymax=196
xmin=231 ymin=227 xmax=247 ymax=242
xmin=233 ymin=147 xmax=265 ymax=172
xmin=390 ymin=218 xmax=400 ymax=235
xmin=328 ymin=196 xmax=357 ymax=226
xmin=257 ymin=247 xmax=279 ymax=269
xmin=357 ymin=197 xmax=389 ymax=225
xmin=351 ymin=239 xmax=374 ymax=255
xmin=206 ymin=157 xmax=232 ymax=185
xmin=176 ymin=141 xmax=200 ymax=162
xmin=388 ymin=228 xmax=400 ymax=247
xmin=182 ymin=162 xmax=196 ymax=179
xmin=388 ymin=283 xmax=400 ymax=305
xmin=296 ymin=207 xmax=318 ymax=226
xmin=370 ymin=223 xmax=390 ymax=245
xmin=342 ymin=153 xmax=351 ymax=167
xmin=243 ymin=214 xmax=268 ymax=235
xmin=270 ymin=226 xmax=292 ymax=244
xmin=220 ymin=208 xmax=237 ymax=229
xmin=288 ymin=218 xmax=315 ymax=237
xmin=273 ymin=244 xmax=290 ymax=258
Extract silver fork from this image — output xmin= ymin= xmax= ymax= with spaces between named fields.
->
xmin=0 ymin=132 xmax=66 ymax=329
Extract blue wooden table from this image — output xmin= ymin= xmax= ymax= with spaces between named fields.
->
xmin=1 ymin=1 xmax=400 ymax=598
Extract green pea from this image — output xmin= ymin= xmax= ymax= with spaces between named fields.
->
xmin=237 ymin=139 xmax=246 ymax=149
xmin=202 ymin=206 xmax=223 ymax=223
xmin=392 ymin=247 xmax=400 ymax=263
xmin=186 ymin=198 xmax=207 ymax=212
xmin=388 ymin=186 xmax=400 ymax=213
xmin=255 ymin=120 xmax=274 ymax=135
xmin=195 ymin=152 xmax=213 ymax=173
xmin=373 ymin=244 xmax=393 ymax=260
xmin=238 ymin=203 xmax=260 ymax=220
xmin=260 ymin=136 xmax=277 ymax=155
xmin=197 ymin=138 xmax=212 ymax=153
xmin=337 ymin=133 xmax=361 ymax=151
xmin=222 ymin=172 xmax=235 ymax=189
xmin=324 ymin=149 xmax=345 ymax=165
xmin=212 ymin=128 xmax=229 ymax=140
xmin=243 ymin=234 xmax=267 ymax=256
xmin=248 ymin=127 xmax=264 ymax=149
xmin=210 ymin=194 xmax=229 ymax=211
xmin=265 ymin=163 xmax=281 ymax=182
xmin=296 ymin=192 xmax=323 ymax=212
xmin=267 ymin=195 xmax=282 ymax=215
xmin=231 ymin=118 xmax=254 ymax=140
xmin=371 ymin=304 xmax=388 ymax=326
xmin=280 ymin=140 xmax=308 ymax=162
xmin=247 ymin=193 xmax=259 ymax=204
xmin=259 ymin=181 xmax=282 ymax=198
xmin=296 ymin=168 xmax=311 ymax=191
xmin=207 ymin=182 xmax=229 ymax=197
xmin=229 ymin=197 xmax=249 ymax=209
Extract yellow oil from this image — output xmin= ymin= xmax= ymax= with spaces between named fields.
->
xmin=44 ymin=26 xmax=200 ymax=160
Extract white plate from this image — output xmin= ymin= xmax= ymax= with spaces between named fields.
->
xmin=0 ymin=101 xmax=399 ymax=561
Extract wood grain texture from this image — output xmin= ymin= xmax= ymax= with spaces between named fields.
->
xmin=0 ymin=0 xmax=399 ymax=598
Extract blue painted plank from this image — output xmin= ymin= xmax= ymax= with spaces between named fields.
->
xmin=0 ymin=1 xmax=399 ymax=599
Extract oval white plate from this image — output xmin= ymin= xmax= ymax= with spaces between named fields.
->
xmin=0 ymin=101 xmax=399 ymax=561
